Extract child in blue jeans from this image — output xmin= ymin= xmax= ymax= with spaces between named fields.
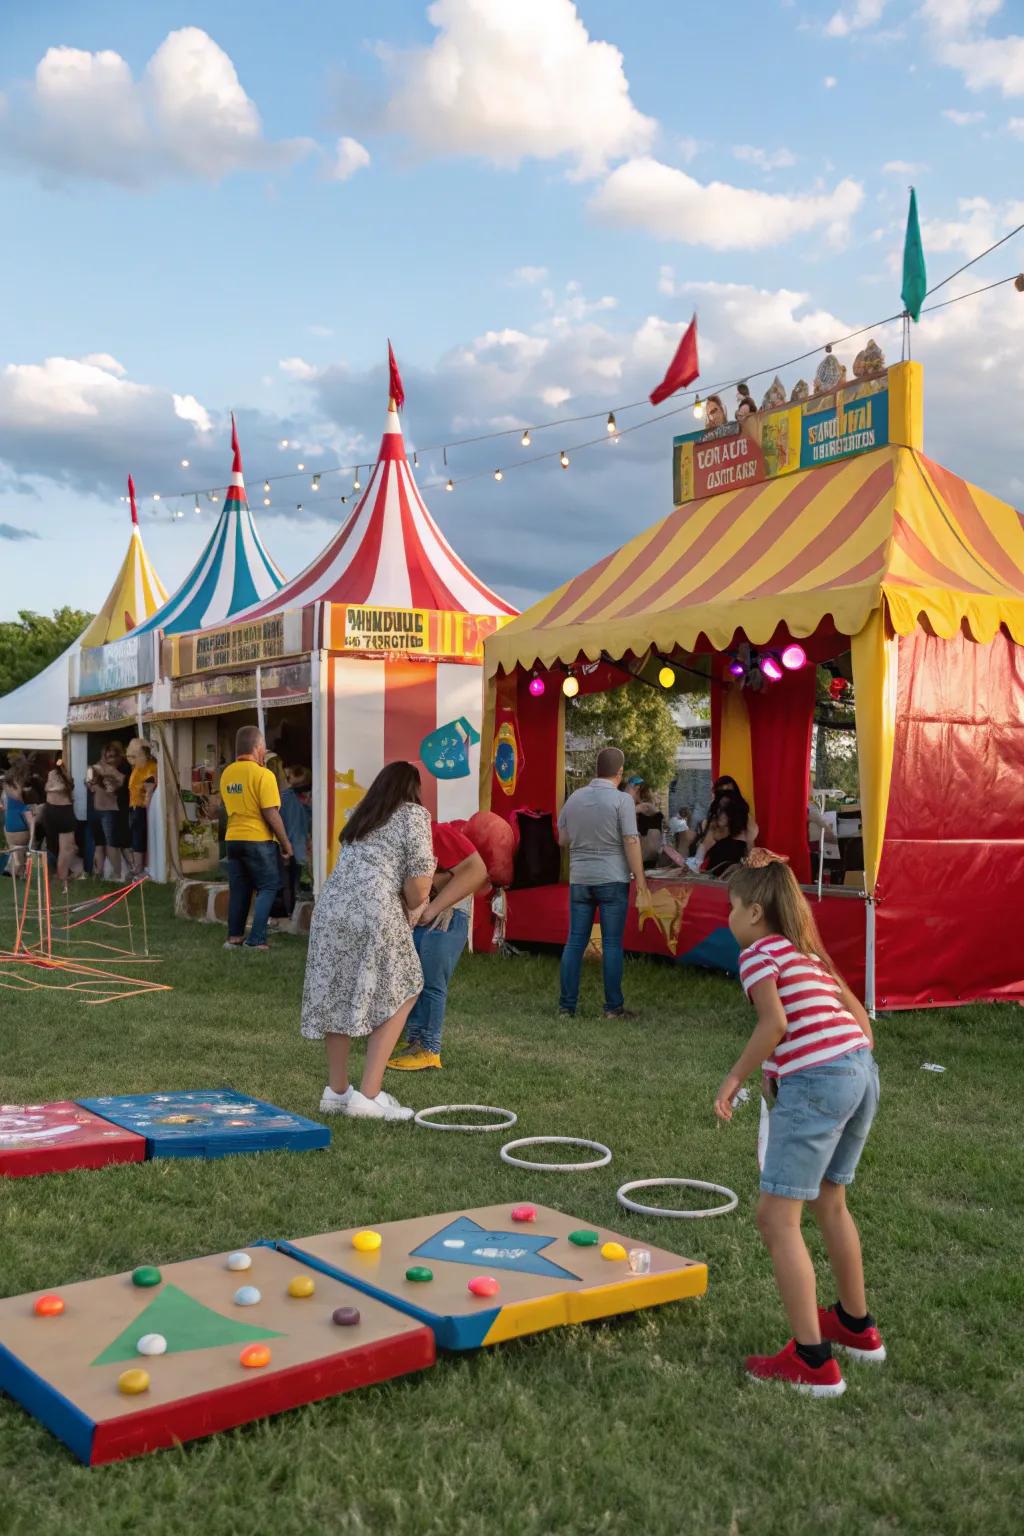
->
xmin=715 ymin=850 xmax=883 ymax=1397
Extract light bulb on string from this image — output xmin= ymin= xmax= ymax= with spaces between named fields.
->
xmin=658 ymin=665 xmax=676 ymax=690
xmin=606 ymin=412 xmax=617 ymax=434
xmin=728 ymin=659 xmax=745 ymax=679
xmin=280 ymin=439 xmax=289 ymax=449
xmin=181 ymin=458 xmax=190 ymax=468
xmin=494 ymin=469 xmax=503 ymax=482
xmin=263 ymin=496 xmax=271 ymax=506
xmin=562 ymin=675 xmax=580 ymax=698
xmin=263 ymin=480 xmax=270 ymax=493
xmin=353 ymin=469 xmax=361 ymax=491
xmin=761 ymin=655 xmax=783 ymax=683
xmin=560 ymin=450 xmax=570 ymax=469
xmin=312 ymin=474 xmax=320 ymax=491
xmin=528 ymin=675 xmax=546 ymax=698
xmin=780 ymin=643 xmax=807 ymax=671
xmin=297 ymin=461 xmax=305 ymax=472
xmin=194 ymin=496 xmax=201 ymax=515
xmin=413 ymin=451 xmax=419 ymax=467
xmin=692 ymin=396 xmax=705 ymax=422
xmin=296 ymin=503 xmax=303 ymax=513
xmin=340 ymin=495 xmax=348 ymax=505
xmin=521 ymin=429 xmax=531 ymax=447
xmin=153 ymin=493 xmax=161 ymax=502
xmin=446 ymin=478 xmax=454 ymax=492
xmin=208 ymin=491 xmax=218 ymax=503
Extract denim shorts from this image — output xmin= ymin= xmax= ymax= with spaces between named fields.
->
xmin=760 ymin=1048 xmax=879 ymax=1201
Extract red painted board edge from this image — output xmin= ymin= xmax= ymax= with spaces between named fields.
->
xmin=89 ymin=1326 xmax=435 ymax=1464
xmin=0 ymin=1140 xmax=147 ymax=1179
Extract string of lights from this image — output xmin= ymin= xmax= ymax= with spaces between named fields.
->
xmin=149 ymin=254 xmax=1023 ymax=517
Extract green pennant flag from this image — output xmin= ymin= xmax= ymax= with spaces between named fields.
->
xmin=901 ymin=187 xmax=927 ymax=323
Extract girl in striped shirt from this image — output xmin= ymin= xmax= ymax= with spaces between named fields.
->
xmin=714 ymin=852 xmax=884 ymax=1397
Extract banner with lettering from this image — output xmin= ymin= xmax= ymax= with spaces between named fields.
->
xmin=327 ymin=604 xmax=506 ymax=661
xmin=673 ymin=374 xmax=890 ymax=506
xmin=168 ymin=610 xmax=305 ymax=677
xmin=75 ymin=634 xmax=154 ymax=698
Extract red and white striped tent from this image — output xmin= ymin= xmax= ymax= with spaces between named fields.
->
xmin=232 ymin=391 xmax=516 ymax=880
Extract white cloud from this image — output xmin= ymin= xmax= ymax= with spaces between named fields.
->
xmin=657 ymin=264 xmax=677 ymax=296
xmin=883 ymin=159 xmax=927 ymax=173
xmin=79 ymin=353 xmax=126 ymax=376
xmin=279 ymin=357 xmax=319 ymax=381
xmin=590 ymin=157 xmax=863 ymax=251
xmin=1008 ymin=116 xmax=1024 ymax=134
xmin=921 ymin=0 xmax=1024 ymax=97
xmin=826 ymin=1 xmax=888 ymax=38
xmin=540 ymin=385 xmax=572 ymax=408
xmin=824 ymin=75 xmax=838 ymax=88
xmin=678 ymin=136 xmax=701 ymax=163
xmin=732 ymin=144 xmax=797 ymax=172
xmin=511 ymin=265 xmax=550 ymax=285
xmin=379 ymin=0 xmax=655 ymax=177
xmin=943 ymin=106 xmax=986 ymax=123
xmin=922 ymin=195 xmax=1024 ymax=257
xmin=0 ymin=28 xmax=310 ymax=187
xmin=329 ymin=135 xmax=370 ymax=181
xmin=172 ymin=394 xmax=212 ymax=433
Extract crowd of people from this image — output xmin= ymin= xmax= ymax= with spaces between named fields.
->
xmin=0 ymin=737 xmax=157 ymax=886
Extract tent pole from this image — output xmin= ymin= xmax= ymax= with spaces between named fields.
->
xmin=864 ymin=896 xmax=877 ymax=1018
xmin=255 ymin=665 xmax=266 ymax=739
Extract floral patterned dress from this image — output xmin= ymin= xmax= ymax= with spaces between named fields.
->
xmin=300 ymin=802 xmax=436 ymax=1040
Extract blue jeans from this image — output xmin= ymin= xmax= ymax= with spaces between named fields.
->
xmin=559 ymin=882 xmax=629 ymax=1013
xmin=226 ymin=841 xmax=281 ymax=947
xmin=761 ymin=1049 xmax=879 ymax=1201
xmin=407 ymin=910 xmax=470 ymax=1054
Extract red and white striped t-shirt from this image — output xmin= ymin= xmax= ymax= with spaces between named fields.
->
xmin=738 ymin=935 xmax=869 ymax=1079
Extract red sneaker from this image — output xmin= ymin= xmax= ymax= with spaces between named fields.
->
xmin=818 ymin=1306 xmax=887 ymax=1363
xmin=745 ymin=1339 xmax=846 ymax=1398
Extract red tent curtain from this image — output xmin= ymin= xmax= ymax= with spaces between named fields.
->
xmin=745 ymin=664 xmax=816 ymax=881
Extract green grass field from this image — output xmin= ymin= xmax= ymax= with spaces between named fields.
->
xmin=1 ymin=879 xmax=1021 ymax=1535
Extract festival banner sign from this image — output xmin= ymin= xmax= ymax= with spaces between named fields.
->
xmin=169 ymin=661 xmax=309 ymax=714
xmin=67 ymin=690 xmax=153 ymax=727
xmin=75 ymin=634 xmax=155 ymax=698
xmin=673 ymin=374 xmax=890 ymax=506
xmin=327 ymin=604 xmax=506 ymax=662
xmin=168 ymin=610 xmax=305 ymax=678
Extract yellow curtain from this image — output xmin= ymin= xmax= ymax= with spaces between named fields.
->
xmin=718 ymin=683 xmax=754 ymax=816
xmin=478 ymin=673 xmax=500 ymax=813
xmin=851 ymin=605 xmax=900 ymax=893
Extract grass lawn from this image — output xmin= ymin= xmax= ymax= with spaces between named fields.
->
xmin=1 ymin=878 xmax=1021 ymax=1536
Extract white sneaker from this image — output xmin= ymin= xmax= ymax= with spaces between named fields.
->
xmin=319 ymin=1085 xmax=354 ymax=1114
xmin=343 ymin=1089 xmax=414 ymax=1122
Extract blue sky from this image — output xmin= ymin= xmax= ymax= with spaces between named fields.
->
xmin=1 ymin=0 xmax=1022 ymax=620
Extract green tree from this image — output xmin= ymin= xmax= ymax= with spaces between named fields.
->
xmin=0 ymin=608 xmax=93 ymax=696
xmin=565 ymin=680 xmax=680 ymax=794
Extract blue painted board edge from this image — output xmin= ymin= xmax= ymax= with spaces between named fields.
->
xmin=0 ymin=1340 xmax=95 ymax=1465
xmin=75 ymin=1091 xmax=330 ymax=1160
xmin=273 ymin=1240 xmax=500 ymax=1351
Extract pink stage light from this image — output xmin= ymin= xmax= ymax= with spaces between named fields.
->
xmin=780 ymin=643 xmax=807 ymax=671
xmin=760 ymin=655 xmax=783 ymax=682
xmin=728 ymin=660 xmax=745 ymax=678
xmin=528 ymin=676 xmax=546 ymax=697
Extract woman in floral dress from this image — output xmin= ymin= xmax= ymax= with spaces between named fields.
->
xmin=301 ymin=761 xmax=436 ymax=1122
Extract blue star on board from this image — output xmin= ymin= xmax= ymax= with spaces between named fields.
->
xmin=410 ymin=1217 xmax=580 ymax=1280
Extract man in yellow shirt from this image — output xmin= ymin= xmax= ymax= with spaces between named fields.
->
xmin=221 ymin=725 xmax=293 ymax=951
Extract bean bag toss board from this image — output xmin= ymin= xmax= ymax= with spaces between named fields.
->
xmin=76 ymin=1090 xmax=330 ymax=1160
xmin=276 ymin=1203 xmax=708 ymax=1350
xmin=0 ymin=1246 xmax=434 ymax=1464
xmin=0 ymin=1102 xmax=145 ymax=1179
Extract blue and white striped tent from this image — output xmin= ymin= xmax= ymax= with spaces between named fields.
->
xmin=134 ymin=417 xmax=283 ymax=636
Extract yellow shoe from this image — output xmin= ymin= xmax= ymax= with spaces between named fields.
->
xmin=388 ymin=1049 xmax=442 ymax=1071
xmin=386 ymin=1043 xmax=416 ymax=1069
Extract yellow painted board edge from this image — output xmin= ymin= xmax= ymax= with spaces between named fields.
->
xmin=481 ymin=1264 xmax=708 ymax=1346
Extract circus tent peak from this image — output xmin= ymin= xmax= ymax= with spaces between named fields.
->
xmin=79 ymin=477 xmax=168 ymax=648
xmin=236 ymin=393 xmax=516 ymax=622
xmin=133 ymin=415 xmax=284 ymax=637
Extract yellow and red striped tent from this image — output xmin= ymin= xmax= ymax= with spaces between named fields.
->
xmin=79 ymin=523 xmax=168 ymax=647
xmin=483 ymin=362 xmax=1024 ymax=891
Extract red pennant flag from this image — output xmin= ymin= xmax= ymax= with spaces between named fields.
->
xmin=649 ymin=314 xmax=699 ymax=406
xmin=388 ymin=339 xmax=405 ymax=411
xmin=230 ymin=411 xmax=243 ymax=474
xmin=128 ymin=474 xmax=139 ymax=526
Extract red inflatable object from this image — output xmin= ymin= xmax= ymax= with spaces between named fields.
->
xmin=463 ymin=811 xmax=515 ymax=888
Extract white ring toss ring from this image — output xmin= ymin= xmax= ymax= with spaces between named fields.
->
xmin=616 ymin=1178 xmax=739 ymax=1219
xmin=414 ymin=1104 xmax=518 ymax=1133
xmin=500 ymin=1136 xmax=613 ymax=1172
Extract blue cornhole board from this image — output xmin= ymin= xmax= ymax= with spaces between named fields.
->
xmin=76 ymin=1090 xmax=330 ymax=1160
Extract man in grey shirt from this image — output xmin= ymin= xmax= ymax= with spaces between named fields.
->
xmin=557 ymin=746 xmax=649 ymax=1019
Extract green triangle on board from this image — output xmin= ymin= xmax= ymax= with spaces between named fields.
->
xmin=91 ymin=1282 xmax=284 ymax=1366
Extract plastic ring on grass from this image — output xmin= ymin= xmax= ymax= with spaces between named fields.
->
xmin=616 ymin=1178 xmax=738 ymax=1219
xmin=414 ymin=1104 xmax=518 ymax=1133
xmin=499 ymin=1136 xmax=612 ymax=1172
